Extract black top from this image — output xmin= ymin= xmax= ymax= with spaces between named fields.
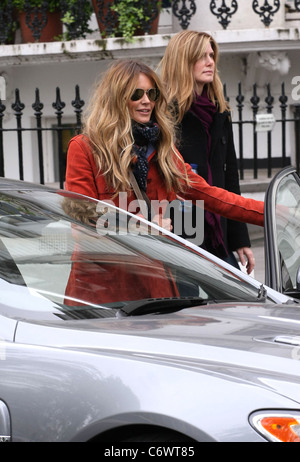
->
xmin=177 ymin=109 xmax=251 ymax=256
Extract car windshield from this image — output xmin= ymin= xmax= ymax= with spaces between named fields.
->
xmin=0 ymin=189 xmax=265 ymax=320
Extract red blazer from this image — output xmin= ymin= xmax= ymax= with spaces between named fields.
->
xmin=65 ymin=135 xmax=264 ymax=226
xmin=63 ymin=135 xmax=264 ymax=306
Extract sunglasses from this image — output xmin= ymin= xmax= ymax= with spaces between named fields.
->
xmin=130 ymin=88 xmax=160 ymax=102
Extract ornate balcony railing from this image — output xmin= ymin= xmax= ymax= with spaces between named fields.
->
xmin=172 ymin=0 xmax=196 ymax=29
xmin=209 ymin=0 xmax=283 ymax=29
xmin=210 ymin=1 xmax=238 ymax=29
xmin=0 ymin=0 xmax=299 ymax=45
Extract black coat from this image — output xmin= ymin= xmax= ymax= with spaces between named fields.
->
xmin=178 ymin=109 xmax=251 ymax=255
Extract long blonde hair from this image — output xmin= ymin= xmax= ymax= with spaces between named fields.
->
xmin=83 ymin=60 xmax=187 ymax=195
xmin=159 ymin=30 xmax=230 ymax=123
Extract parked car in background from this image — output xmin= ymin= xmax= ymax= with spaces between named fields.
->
xmin=0 ymin=167 xmax=299 ymax=442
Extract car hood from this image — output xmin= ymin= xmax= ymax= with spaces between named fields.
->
xmin=16 ymin=302 xmax=300 ymax=354
xmin=15 ymin=303 xmax=300 ymax=359
xmin=15 ymin=303 xmax=300 ymax=402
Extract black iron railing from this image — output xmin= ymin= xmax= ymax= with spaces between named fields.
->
xmin=0 ymin=82 xmax=298 ymax=187
xmin=210 ymin=0 xmax=296 ymax=29
xmin=0 ymin=85 xmax=84 ymax=187
xmin=225 ymin=81 xmax=295 ymax=180
xmin=172 ymin=0 xmax=196 ymax=29
xmin=210 ymin=0 xmax=238 ymax=29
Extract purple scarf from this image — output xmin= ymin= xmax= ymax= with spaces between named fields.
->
xmin=190 ymin=90 xmax=227 ymax=255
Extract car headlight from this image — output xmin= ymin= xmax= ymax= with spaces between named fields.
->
xmin=250 ymin=411 xmax=300 ymax=442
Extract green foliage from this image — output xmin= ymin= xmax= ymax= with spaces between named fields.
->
xmin=61 ymin=0 xmax=93 ymax=39
xmin=11 ymin=0 xmax=163 ymax=42
xmin=12 ymin=0 xmax=60 ymax=12
xmin=0 ymin=1 xmax=18 ymax=44
xmin=111 ymin=0 xmax=162 ymax=42
xmin=12 ymin=0 xmax=93 ymax=40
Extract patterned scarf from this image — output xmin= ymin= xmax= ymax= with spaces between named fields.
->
xmin=190 ymin=90 xmax=227 ymax=256
xmin=131 ymin=121 xmax=160 ymax=191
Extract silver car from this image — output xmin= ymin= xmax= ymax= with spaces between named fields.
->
xmin=0 ymin=167 xmax=300 ymax=443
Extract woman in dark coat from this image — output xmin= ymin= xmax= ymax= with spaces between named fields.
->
xmin=160 ymin=30 xmax=255 ymax=274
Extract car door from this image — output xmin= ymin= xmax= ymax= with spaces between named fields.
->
xmin=264 ymin=166 xmax=300 ymax=299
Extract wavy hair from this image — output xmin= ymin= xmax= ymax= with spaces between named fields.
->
xmin=159 ymin=30 xmax=230 ymax=124
xmin=83 ymin=60 xmax=188 ymax=195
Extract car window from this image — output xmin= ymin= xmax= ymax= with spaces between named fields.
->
xmin=0 ymin=190 xmax=265 ymax=320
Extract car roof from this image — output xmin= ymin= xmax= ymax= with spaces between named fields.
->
xmin=0 ymin=177 xmax=55 ymax=191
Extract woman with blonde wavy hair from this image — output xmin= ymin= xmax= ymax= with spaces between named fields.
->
xmin=160 ymin=31 xmax=255 ymax=275
xmin=65 ymin=59 xmax=264 ymax=231
xmin=159 ymin=30 xmax=228 ymax=124
xmin=82 ymin=59 xmax=183 ymax=198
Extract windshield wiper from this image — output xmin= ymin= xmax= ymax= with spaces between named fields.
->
xmin=119 ymin=296 xmax=207 ymax=316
